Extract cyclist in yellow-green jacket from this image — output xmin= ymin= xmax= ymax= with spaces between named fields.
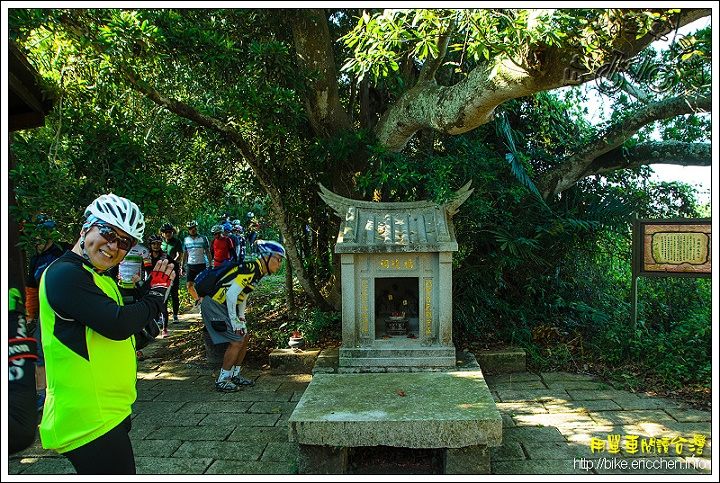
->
xmin=38 ymin=194 xmax=175 ymax=474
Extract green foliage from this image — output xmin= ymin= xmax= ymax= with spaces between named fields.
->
xmin=240 ymin=265 xmax=341 ymax=348
xmin=296 ymin=309 xmax=341 ymax=346
xmin=9 ymin=8 xmax=309 ymax=248
xmin=437 ymin=94 xmax=709 ymax=393
xmin=242 ymin=267 xmax=288 ymax=343
xmin=340 ymin=9 xmax=687 ymax=84
xmin=577 ymin=23 xmax=711 ymax=142
xmin=594 ymin=278 xmax=711 ymax=389
xmin=341 ymin=9 xmax=451 ymax=81
xmin=494 ymin=110 xmax=543 ymax=200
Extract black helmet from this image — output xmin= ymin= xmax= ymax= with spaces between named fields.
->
xmin=148 ymin=234 xmax=163 ymax=244
xmin=160 ymin=222 xmax=175 ymax=233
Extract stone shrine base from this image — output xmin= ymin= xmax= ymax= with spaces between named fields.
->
xmin=288 ymin=370 xmax=502 ymax=474
xmin=338 ymin=340 xmax=457 ymax=372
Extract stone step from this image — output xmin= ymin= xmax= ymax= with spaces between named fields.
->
xmin=338 ymin=345 xmax=457 ymax=371
xmin=312 ymin=347 xmax=481 ymax=373
xmin=269 ymin=348 xmax=320 ymax=374
xmin=269 ymin=345 xmax=524 ymax=374
xmin=312 ymin=347 xmax=339 ymax=374
xmin=474 ymin=348 xmax=526 ymax=373
xmin=340 ymin=346 xmax=457 ymax=359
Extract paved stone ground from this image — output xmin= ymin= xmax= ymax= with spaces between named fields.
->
xmin=486 ymin=371 xmax=712 ymax=475
xmin=7 ymin=314 xmax=713 ymax=476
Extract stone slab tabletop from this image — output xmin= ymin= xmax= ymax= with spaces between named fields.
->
xmin=288 ymin=371 xmax=502 ymax=448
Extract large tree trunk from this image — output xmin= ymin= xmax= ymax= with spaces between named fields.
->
xmin=288 ymin=9 xmax=363 ymax=310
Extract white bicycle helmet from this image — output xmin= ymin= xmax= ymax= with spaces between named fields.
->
xmin=84 ymin=193 xmax=145 ymax=242
xmin=255 ymin=240 xmax=286 ymax=258
xmin=210 ymin=224 xmax=223 ymax=234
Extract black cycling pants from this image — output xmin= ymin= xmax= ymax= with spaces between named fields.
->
xmin=64 ymin=415 xmax=135 ymax=474
xmin=169 ymin=272 xmax=180 ymax=315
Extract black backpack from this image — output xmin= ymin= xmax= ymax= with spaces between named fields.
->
xmin=194 ymin=260 xmax=239 ymax=297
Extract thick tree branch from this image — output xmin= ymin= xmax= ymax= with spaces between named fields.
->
xmin=574 ymin=94 xmax=710 ymax=162
xmin=604 ymin=8 xmax=712 ymax=63
xmin=589 ymin=141 xmax=711 ymax=175
xmin=373 ymin=57 xmax=533 ymax=152
xmin=538 ymin=93 xmax=711 ymax=197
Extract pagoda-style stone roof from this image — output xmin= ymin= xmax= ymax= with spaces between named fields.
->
xmin=318 ymin=182 xmax=473 ymax=254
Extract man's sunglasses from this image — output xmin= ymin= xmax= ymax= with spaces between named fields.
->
xmin=94 ymin=223 xmax=135 ymax=251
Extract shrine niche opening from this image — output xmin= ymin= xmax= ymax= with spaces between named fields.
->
xmin=375 ymin=277 xmax=419 ymax=338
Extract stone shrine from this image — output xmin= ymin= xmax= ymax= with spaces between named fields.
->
xmin=318 ymin=181 xmax=473 ymax=372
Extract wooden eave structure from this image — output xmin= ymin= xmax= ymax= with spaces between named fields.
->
xmin=8 ymin=41 xmax=54 ymax=132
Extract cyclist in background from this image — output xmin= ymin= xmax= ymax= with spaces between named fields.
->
xmin=182 ymin=220 xmax=211 ymax=307
xmin=146 ymin=234 xmax=170 ymax=337
xmin=160 ymin=222 xmax=183 ymax=322
xmin=201 ymin=240 xmax=285 ymax=392
xmin=232 ymin=220 xmax=246 ymax=261
xmin=209 ymin=224 xmax=233 ymax=267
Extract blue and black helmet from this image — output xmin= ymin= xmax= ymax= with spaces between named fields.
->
xmin=254 ymin=240 xmax=286 ymax=258
xmin=36 ymin=214 xmax=56 ymax=230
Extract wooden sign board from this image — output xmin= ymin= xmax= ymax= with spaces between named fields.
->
xmin=633 ymin=217 xmax=711 ymax=278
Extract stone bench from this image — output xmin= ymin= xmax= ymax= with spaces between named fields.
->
xmin=288 ymin=370 xmax=502 ymax=474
